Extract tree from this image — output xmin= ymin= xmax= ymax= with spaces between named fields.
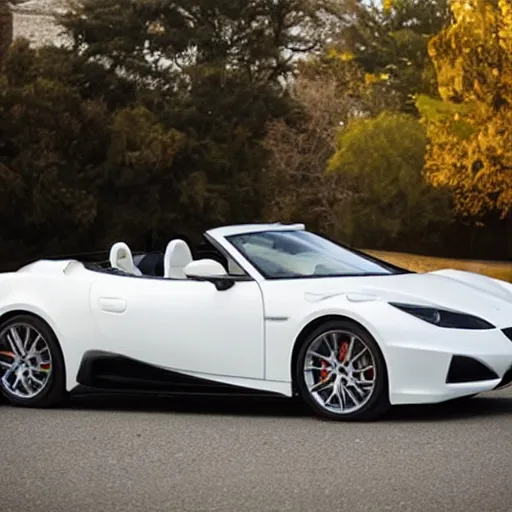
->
xmin=261 ymin=50 xmax=392 ymax=237
xmin=0 ymin=0 xmax=12 ymax=63
xmin=327 ymin=111 xmax=451 ymax=249
xmin=60 ymin=0 xmax=343 ymax=87
xmin=332 ymin=0 xmax=453 ymax=114
xmin=56 ymin=0 xmax=341 ymax=234
xmin=0 ymin=40 xmax=184 ymax=266
xmin=262 ymin=73 xmax=351 ymax=236
xmin=418 ymin=0 xmax=512 ymax=220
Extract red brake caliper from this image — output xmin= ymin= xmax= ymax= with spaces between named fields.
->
xmin=319 ymin=341 xmax=349 ymax=382
xmin=338 ymin=341 xmax=348 ymax=363
xmin=320 ymin=361 xmax=329 ymax=380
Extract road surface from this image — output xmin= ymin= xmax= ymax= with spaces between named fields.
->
xmin=2 ymin=388 xmax=512 ymax=512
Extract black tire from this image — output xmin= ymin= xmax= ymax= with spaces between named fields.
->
xmin=295 ymin=319 xmax=390 ymax=421
xmin=0 ymin=314 xmax=67 ymax=408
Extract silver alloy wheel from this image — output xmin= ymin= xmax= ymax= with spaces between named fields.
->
xmin=303 ymin=329 xmax=377 ymax=415
xmin=0 ymin=322 xmax=53 ymax=399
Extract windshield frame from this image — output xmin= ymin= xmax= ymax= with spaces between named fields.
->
xmin=224 ymin=229 xmax=412 ymax=281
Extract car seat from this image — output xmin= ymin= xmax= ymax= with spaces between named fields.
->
xmin=109 ymin=242 xmax=143 ymax=276
xmin=164 ymin=239 xmax=193 ymax=278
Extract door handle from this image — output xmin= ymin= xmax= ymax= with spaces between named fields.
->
xmin=98 ymin=297 xmax=127 ymax=313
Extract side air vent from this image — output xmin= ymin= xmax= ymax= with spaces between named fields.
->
xmin=446 ymin=355 xmax=499 ymax=384
xmin=502 ymin=328 xmax=512 ymax=342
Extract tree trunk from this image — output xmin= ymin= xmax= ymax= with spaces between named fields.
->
xmin=505 ymin=211 xmax=512 ymax=261
xmin=0 ymin=0 xmax=13 ymax=63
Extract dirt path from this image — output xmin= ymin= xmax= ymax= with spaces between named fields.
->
xmin=368 ymin=249 xmax=512 ymax=281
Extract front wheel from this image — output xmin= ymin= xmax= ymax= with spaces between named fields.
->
xmin=295 ymin=320 xmax=390 ymax=421
xmin=0 ymin=314 xmax=66 ymax=408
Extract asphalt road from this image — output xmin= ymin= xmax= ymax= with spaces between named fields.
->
xmin=2 ymin=388 xmax=512 ymax=512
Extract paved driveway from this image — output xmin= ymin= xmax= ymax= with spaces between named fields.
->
xmin=2 ymin=388 xmax=512 ymax=512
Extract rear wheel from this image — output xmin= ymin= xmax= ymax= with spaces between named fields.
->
xmin=295 ymin=320 xmax=390 ymax=421
xmin=0 ymin=314 xmax=66 ymax=408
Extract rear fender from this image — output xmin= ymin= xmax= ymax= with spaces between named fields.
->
xmin=0 ymin=272 xmax=99 ymax=391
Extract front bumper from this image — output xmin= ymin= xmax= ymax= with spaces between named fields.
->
xmin=446 ymin=353 xmax=512 ymax=390
xmin=379 ymin=324 xmax=512 ymax=405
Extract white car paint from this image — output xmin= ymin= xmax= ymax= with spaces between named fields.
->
xmin=258 ymin=274 xmax=512 ymax=404
xmin=0 ymin=223 xmax=511 ymax=406
xmin=88 ymin=271 xmax=265 ymax=380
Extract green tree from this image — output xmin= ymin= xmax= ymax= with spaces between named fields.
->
xmin=261 ymin=51 xmax=393 ymax=238
xmin=327 ymin=111 xmax=451 ymax=249
xmin=60 ymin=0 xmax=341 ymax=87
xmin=0 ymin=40 xmax=184 ymax=266
xmin=333 ymin=0 xmax=453 ymax=114
xmin=57 ymin=0 xmax=338 ymax=233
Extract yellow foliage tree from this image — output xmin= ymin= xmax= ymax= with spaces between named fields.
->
xmin=417 ymin=0 xmax=512 ymax=219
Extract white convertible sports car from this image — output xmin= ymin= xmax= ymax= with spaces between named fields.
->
xmin=0 ymin=223 xmax=511 ymax=420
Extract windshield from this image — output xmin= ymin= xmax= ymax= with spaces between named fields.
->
xmin=226 ymin=230 xmax=406 ymax=279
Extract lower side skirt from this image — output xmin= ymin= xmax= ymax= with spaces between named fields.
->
xmin=74 ymin=350 xmax=281 ymax=398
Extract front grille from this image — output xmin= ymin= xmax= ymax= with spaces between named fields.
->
xmin=502 ymin=328 xmax=512 ymax=342
xmin=446 ymin=355 xmax=499 ymax=384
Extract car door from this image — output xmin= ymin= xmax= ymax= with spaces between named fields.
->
xmin=88 ymin=273 xmax=265 ymax=380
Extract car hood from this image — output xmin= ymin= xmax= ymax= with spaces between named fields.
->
xmin=301 ymin=269 xmax=512 ymax=328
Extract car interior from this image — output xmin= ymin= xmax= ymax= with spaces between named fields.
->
xmin=105 ymin=237 xmax=246 ymax=280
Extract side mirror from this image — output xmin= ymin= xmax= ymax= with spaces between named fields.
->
xmin=184 ymin=259 xmax=227 ymax=278
xmin=184 ymin=259 xmax=235 ymax=291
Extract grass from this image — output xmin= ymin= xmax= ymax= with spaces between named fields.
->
xmin=365 ymin=249 xmax=512 ymax=283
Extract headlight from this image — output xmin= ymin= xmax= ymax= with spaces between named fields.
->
xmin=389 ymin=302 xmax=495 ymax=330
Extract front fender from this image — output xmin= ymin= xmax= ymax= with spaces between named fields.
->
xmin=263 ymin=293 xmax=392 ymax=383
